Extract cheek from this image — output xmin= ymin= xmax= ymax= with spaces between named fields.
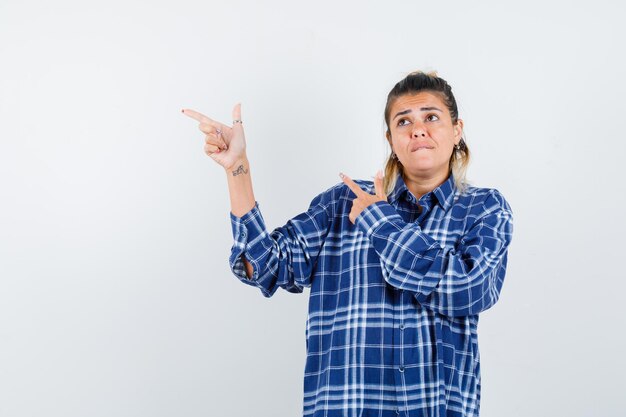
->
xmin=436 ymin=129 xmax=456 ymax=146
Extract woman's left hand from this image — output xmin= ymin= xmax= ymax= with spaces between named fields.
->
xmin=340 ymin=170 xmax=387 ymax=224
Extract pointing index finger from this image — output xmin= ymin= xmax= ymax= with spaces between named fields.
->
xmin=181 ymin=108 xmax=210 ymax=122
xmin=340 ymin=173 xmax=365 ymax=197
xmin=182 ymin=108 xmax=227 ymax=130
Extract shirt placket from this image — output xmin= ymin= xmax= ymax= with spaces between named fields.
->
xmin=394 ymin=192 xmax=433 ymax=416
xmin=393 ymin=286 xmax=407 ymax=416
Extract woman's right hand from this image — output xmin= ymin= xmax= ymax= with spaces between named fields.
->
xmin=181 ymin=103 xmax=247 ymax=171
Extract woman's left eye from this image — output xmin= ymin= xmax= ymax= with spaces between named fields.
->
xmin=426 ymin=114 xmax=439 ymax=121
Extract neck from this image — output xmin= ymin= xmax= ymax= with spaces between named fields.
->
xmin=402 ymin=169 xmax=449 ymax=201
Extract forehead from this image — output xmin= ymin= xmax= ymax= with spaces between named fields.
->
xmin=390 ymin=91 xmax=447 ymax=113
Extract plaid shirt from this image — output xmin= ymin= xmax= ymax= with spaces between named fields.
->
xmin=228 ymin=171 xmax=514 ymax=417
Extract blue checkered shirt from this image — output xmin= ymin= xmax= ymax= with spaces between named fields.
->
xmin=228 ymin=171 xmax=514 ymax=417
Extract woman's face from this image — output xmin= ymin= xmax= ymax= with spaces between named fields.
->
xmin=386 ymin=91 xmax=463 ymax=179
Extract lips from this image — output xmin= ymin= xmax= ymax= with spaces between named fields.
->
xmin=411 ymin=145 xmax=434 ymax=152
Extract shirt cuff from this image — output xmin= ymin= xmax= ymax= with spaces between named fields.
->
xmin=354 ymin=200 xmax=404 ymax=239
xmin=229 ymin=201 xmax=272 ymax=283
xmin=229 ymin=201 xmax=264 ymax=241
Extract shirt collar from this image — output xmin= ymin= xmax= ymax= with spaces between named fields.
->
xmin=388 ymin=171 xmax=456 ymax=210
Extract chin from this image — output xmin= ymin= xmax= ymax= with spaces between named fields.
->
xmin=405 ymin=161 xmax=435 ymax=171
xmin=403 ymin=162 xmax=446 ymax=176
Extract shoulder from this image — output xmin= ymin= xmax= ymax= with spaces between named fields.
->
xmin=334 ymin=178 xmax=375 ymax=200
xmin=458 ymin=184 xmax=513 ymax=218
xmin=311 ymin=179 xmax=375 ymax=199
xmin=306 ymin=180 xmax=362 ymax=217
xmin=310 ymin=179 xmax=375 ymax=213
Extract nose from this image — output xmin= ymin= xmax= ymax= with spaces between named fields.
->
xmin=412 ymin=124 xmax=426 ymax=137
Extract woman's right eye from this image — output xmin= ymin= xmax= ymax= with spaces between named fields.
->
xmin=397 ymin=118 xmax=409 ymax=126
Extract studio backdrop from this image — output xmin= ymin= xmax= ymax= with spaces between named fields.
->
xmin=0 ymin=0 xmax=624 ymax=416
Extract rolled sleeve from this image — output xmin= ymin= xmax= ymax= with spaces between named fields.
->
xmin=227 ymin=185 xmax=336 ymax=298
xmin=229 ymin=201 xmax=273 ymax=293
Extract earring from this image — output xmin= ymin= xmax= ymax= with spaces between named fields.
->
xmin=391 ymin=152 xmax=397 ymax=160
xmin=455 ymin=137 xmax=467 ymax=151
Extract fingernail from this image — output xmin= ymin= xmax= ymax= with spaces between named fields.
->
xmin=181 ymin=109 xmax=185 ymax=113
xmin=339 ymin=172 xmax=344 ymax=178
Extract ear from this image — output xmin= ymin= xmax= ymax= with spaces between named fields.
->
xmin=386 ymin=130 xmax=392 ymax=145
xmin=454 ymin=119 xmax=464 ymax=141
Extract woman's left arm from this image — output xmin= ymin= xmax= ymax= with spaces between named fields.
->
xmin=355 ymin=189 xmax=514 ymax=318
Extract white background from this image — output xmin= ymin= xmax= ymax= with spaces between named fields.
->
xmin=1 ymin=0 xmax=624 ymax=416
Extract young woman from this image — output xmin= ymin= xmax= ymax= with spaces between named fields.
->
xmin=183 ymin=70 xmax=514 ymax=417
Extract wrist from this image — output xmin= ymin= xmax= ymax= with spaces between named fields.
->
xmin=225 ymin=156 xmax=250 ymax=173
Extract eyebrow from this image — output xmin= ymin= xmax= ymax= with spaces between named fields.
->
xmin=393 ymin=107 xmax=443 ymax=120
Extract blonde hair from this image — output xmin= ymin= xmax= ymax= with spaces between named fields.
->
xmin=381 ymin=70 xmax=471 ymax=197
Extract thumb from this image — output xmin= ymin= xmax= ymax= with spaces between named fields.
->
xmin=375 ymin=169 xmax=385 ymax=199
xmin=232 ymin=102 xmax=242 ymax=127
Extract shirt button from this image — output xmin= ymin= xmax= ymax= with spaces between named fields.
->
xmin=399 ymin=365 xmax=404 ymax=372
xmin=399 ymin=323 xmax=405 ymax=330
xmin=241 ymin=230 xmax=246 ymax=238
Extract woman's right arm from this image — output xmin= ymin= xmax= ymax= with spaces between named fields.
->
xmin=183 ymin=103 xmax=334 ymax=295
xmin=224 ymin=155 xmax=256 ymax=279
xmin=182 ymin=104 xmax=256 ymax=278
